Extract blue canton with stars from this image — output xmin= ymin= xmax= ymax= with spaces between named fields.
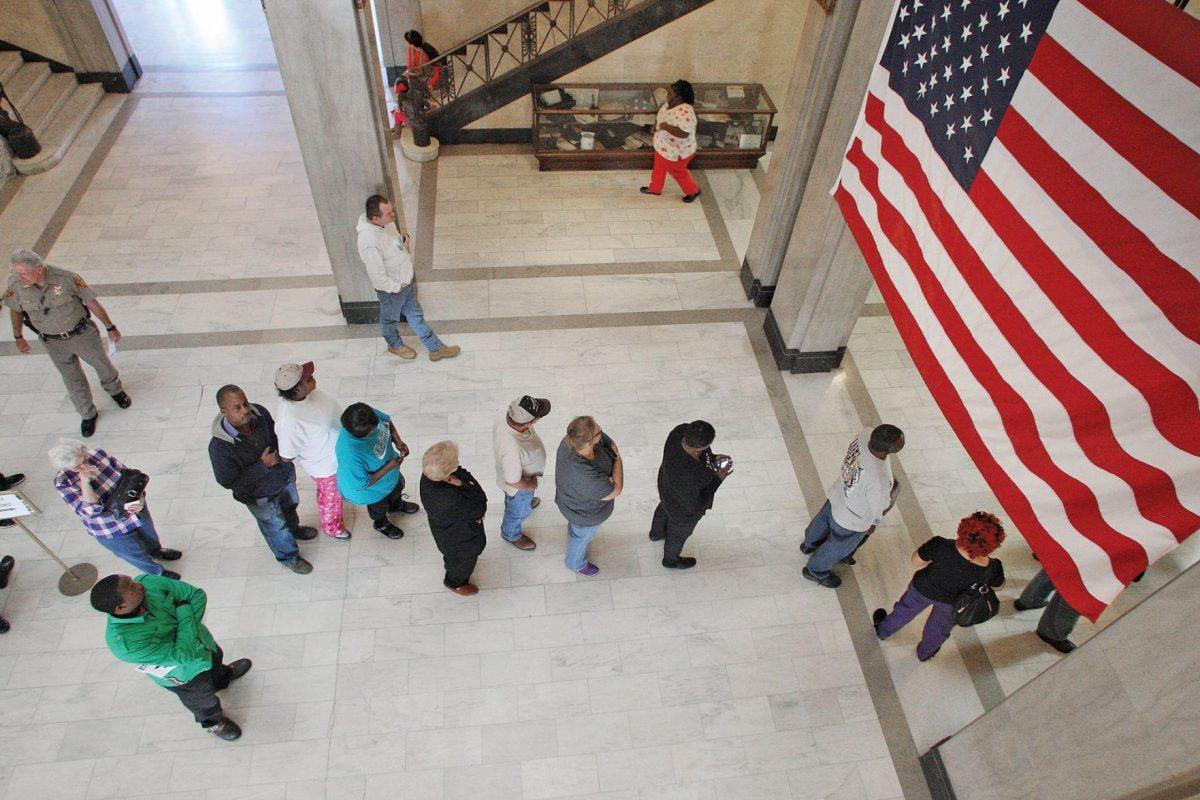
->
xmin=881 ymin=0 xmax=1060 ymax=191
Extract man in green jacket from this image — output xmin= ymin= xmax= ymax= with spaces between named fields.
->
xmin=90 ymin=573 xmax=251 ymax=740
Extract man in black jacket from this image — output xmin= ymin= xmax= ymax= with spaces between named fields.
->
xmin=208 ymin=385 xmax=315 ymax=574
xmin=651 ymin=420 xmax=732 ymax=569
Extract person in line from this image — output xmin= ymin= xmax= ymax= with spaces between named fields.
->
xmin=90 ymin=573 xmax=250 ymax=740
xmin=50 ymin=439 xmax=182 ymax=578
xmin=0 ymin=554 xmax=14 ymax=633
xmin=802 ymin=424 xmax=905 ymax=588
xmin=208 ymin=386 xmax=315 ymax=574
xmin=554 ymin=416 xmax=623 ymax=576
xmin=873 ymin=512 xmax=1006 ymax=662
xmin=273 ymin=361 xmax=350 ymax=541
xmin=336 ymin=402 xmax=419 ymax=539
xmin=0 ymin=470 xmax=25 ymax=528
xmin=1015 ymin=567 xmax=1082 ymax=654
xmin=5 ymin=248 xmax=131 ymax=437
xmin=639 ymin=80 xmax=700 ymax=203
xmin=493 ymin=395 xmax=551 ymax=551
xmin=356 ymin=194 xmax=460 ymax=362
xmin=652 ymin=420 xmax=732 ymax=570
xmin=420 ymin=441 xmax=487 ymax=596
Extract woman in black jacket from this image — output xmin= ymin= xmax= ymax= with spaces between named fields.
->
xmin=420 ymin=441 xmax=487 ymax=596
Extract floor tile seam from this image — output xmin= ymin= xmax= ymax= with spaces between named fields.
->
xmin=0 ymin=172 xmax=25 ymax=217
xmin=422 ymin=261 xmax=741 ymax=281
xmin=89 ymin=275 xmax=336 ymax=296
xmin=140 ymin=63 xmax=280 ymax=73
xmin=860 ymin=303 xmax=891 ymax=317
xmin=32 ymin=96 xmax=139 ymax=259
xmin=132 ymin=90 xmax=288 ymax=98
xmin=694 ymin=170 xmax=740 ymax=265
xmin=744 ymin=318 xmax=933 ymax=800
xmin=840 ymin=351 xmax=1008 ymax=713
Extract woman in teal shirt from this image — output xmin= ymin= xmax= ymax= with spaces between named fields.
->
xmin=335 ymin=403 xmax=419 ymax=538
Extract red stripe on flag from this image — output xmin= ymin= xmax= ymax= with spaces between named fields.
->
xmin=1075 ymin=0 xmax=1200 ymax=86
xmin=845 ymin=139 xmax=1149 ymax=583
xmin=835 ymin=180 xmax=1108 ymax=621
xmin=997 ymin=109 xmax=1200 ymax=347
xmin=1030 ymin=35 xmax=1200 ymax=219
xmin=861 ymin=96 xmax=1200 ymax=552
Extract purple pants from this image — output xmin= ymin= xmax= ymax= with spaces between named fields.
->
xmin=877 ymin=583 xmax=955 ymax=660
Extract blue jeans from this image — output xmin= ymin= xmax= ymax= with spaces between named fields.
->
xmin=246 ymin=480 xmax=301 ymax=563
xmin=377 ymin=284 xmax=444 ymax=352
xmin=564 ymin=521 xmax=599 ymax=571
xmin=802 ymin=500 xmax=867 ymax=578
xmin=501 ymin=490 xmax=535 ymax=542
xmin=95 ymin=508 xmax=164 ymax=575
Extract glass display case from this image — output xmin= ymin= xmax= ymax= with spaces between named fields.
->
xmin=532 ymin=82 xmax=776 ymax=171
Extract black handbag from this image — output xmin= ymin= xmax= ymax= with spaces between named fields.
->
xmin=953 ymin=560 xmax=1001 ymax=627
xmin=0 ymin=108 xmax=41 ymax=159
xmin=105 ymin=469 xmax=150 ymax=517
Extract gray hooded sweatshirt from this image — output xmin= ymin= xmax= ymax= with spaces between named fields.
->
xmin=355 ymin=213 xmax=414 ymax=294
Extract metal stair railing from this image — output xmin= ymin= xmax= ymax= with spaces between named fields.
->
xmin=404 ymin=0 xmax=642 ymax=108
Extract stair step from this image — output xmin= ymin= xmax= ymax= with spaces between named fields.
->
xmin=0 ymin=51 xmax=22 ymax=84
xmin=5 ymin=61 xmax=51 ymax=110
xmin=14 ymin=83 xmax=104 ymax=175
xmin=23 ymin=72 xmax=76 ymax=137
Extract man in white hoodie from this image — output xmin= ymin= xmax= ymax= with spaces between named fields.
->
xmin=355 ymin=194 xmax=460 ymax=361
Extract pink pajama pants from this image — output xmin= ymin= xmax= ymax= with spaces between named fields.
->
xmin=313 ymin=474 xmax=345 ymax=537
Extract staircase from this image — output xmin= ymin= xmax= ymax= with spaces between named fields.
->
xmin=0 ymin=51 xmax=104 ymax=175
xmin=404 ymin=0 xmax=719 ymax=142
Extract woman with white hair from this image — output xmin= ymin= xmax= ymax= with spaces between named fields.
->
xmin=419 ymin=441 xmax=487 ymax=596
xmin=50 ymin=438 xmax=182 ymax=578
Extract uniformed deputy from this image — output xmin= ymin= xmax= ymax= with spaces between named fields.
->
xmin=5 ymin=248 xmax=131 ymax=437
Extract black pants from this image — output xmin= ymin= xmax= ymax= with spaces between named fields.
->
xmin=650 ymin=504 xmax=701 ymax=563
xmin=366 ymin=476 xmax=407 ymax=524
xmin=165 ymin=646 xmax=231 ymax=727
xmin=443 ymin=552 xmax=479 ymax=588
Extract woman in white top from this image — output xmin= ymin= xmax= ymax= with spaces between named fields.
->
xmin=274 ymin=361 xmax=350 ymax=540
xmin=640 ymin=79 xmax=701 ymax=202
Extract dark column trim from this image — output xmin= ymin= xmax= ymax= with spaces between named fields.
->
xmin=739 ymin=258 xmax=775 ymax=307
xmin=76 ymin=53 xmax=142 ymax=93
xmin=919 ymin=742 xmax=958 ymax=800
xmin=763 ymin=308 xmax=846 ymax=373
xmin=339 ymin=298 xmax=380 ymax=324
xmin=0 ymin=40 xmax=74 ymax=73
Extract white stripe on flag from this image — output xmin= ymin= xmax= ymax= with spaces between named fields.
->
xmin=1011 ymin=74 xmax=1200 ymax=280
xmin=837 ymin=148 xmax=1127 ymax=605
xmin=1048 ymin=0 xmax=1200 ymax=154
xmin=868 ymin=77 xmax=1200 ymax=518
xmin=855 ymin=96 xmax=1187 ymax=561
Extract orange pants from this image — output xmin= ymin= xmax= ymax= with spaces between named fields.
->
xmin=648 ymin=151 xmax=699 ymax=196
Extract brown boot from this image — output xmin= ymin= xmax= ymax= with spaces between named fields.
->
xmin=388 ymin=345 xmax=417 ymax=359
xmin=429 ymin=344 xmax=461 ymax=362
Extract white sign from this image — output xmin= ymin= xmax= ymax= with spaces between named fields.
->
xmin=0 ymin=493 xmax=32 ymax=520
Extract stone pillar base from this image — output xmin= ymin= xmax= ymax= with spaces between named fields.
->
xmin=400 ymin=128 xmax=439 ymax=162
xmin=764 ymin=309 xmax=847 ymax=373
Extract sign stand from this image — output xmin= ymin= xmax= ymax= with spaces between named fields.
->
xmin=1 ymin=490 xmax=97 ymax=597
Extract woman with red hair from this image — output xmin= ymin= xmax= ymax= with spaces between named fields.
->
xmin=873 ymin=511 xmax=1006 ymax=661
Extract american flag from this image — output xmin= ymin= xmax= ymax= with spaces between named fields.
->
xmin=835 ymin=0 xmax=1200 ymax=620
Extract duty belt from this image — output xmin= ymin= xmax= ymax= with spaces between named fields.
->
xmin=39 ymin=318 xmax=91 ymax=341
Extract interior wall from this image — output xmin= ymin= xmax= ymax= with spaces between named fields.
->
xmin=416 ymin=0 xmax=812 ymax=130
xmin=0 ymin=0 xmax=73 ymax=64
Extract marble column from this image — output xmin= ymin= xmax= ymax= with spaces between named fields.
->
xmin=41 ymin=0 xmax=141 ymax=91
xmin=763 ymin=0 xmax=894 ymax=372
xmin=375 ymin=0 xmax=423 ymax=82
xmin=740 ymin=0 xmax=860 ymax=307
xmin=264 ymin=0 xmax=404 ymax=323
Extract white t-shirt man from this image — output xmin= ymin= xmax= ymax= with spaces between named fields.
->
xmin=827 ymin=428 xmax=895 ymax=532
xmin=493 ymin=410 xmax=546 ymax=496
xmin=275 ymin=388 xmax=342 ymax=479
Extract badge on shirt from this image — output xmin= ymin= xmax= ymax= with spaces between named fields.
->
xmin=74 ymin=275 xmax=89 ymax=288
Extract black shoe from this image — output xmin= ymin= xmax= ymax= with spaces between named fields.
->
xmin=111 ymin=391 xmax=132 ymax=409
xmin=802 ymin=566 xmax=841 ymax=588
xmin=0 ymin=555 xmax=14 ymax=589
xmin=208 ymin=717 xmax=242 ymax=741
xmin=81 ymin=415 xmax=98 ymax=437
xmin=840 ymin=555 xmax=857 ymax=566
xmin=799 ymin=543 xmax=816 ymax=555
xmin=0 ymin=616 xmax=9 ymax=634
xmin=284 ymin=557 xmax=313 ymax=575
xmin=0 ymin=473 xmax=25 ymax=491
xmin=662 ymin=557 xmax=697 ymax=570
xmin=1036 ymin=631 xmax=1076 ymax=653
xmin=1014 ymin=598 xmax=1041 ymax=612
xmin=396 ymin=500 xmax=420 ymax=515
xmin=918 ymin=646 xmax=942 ymax=662
xmin=872 ymin=608 xmax=887 ymax=638
xmin=639 ymin=186 xmax=660 ymax=195
xmin=151 ymin=548 xmax=182 ymax=561
xmin=374 ymin=521 xmax=405 ymax=539
xmin=227 ymin=658 xmax=253 ymax=681
xmin=648 ymin=532 xmax=664 ymax=542
xmin=0 ymin=519 xmax=12 ymax=528
xmin=161 ymin=569 xmax=181 ymax=580
xmin=682 ymin=189 xmax=702 ymax=203
xmin=293 ymin=526 xmax=318 ymax=540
